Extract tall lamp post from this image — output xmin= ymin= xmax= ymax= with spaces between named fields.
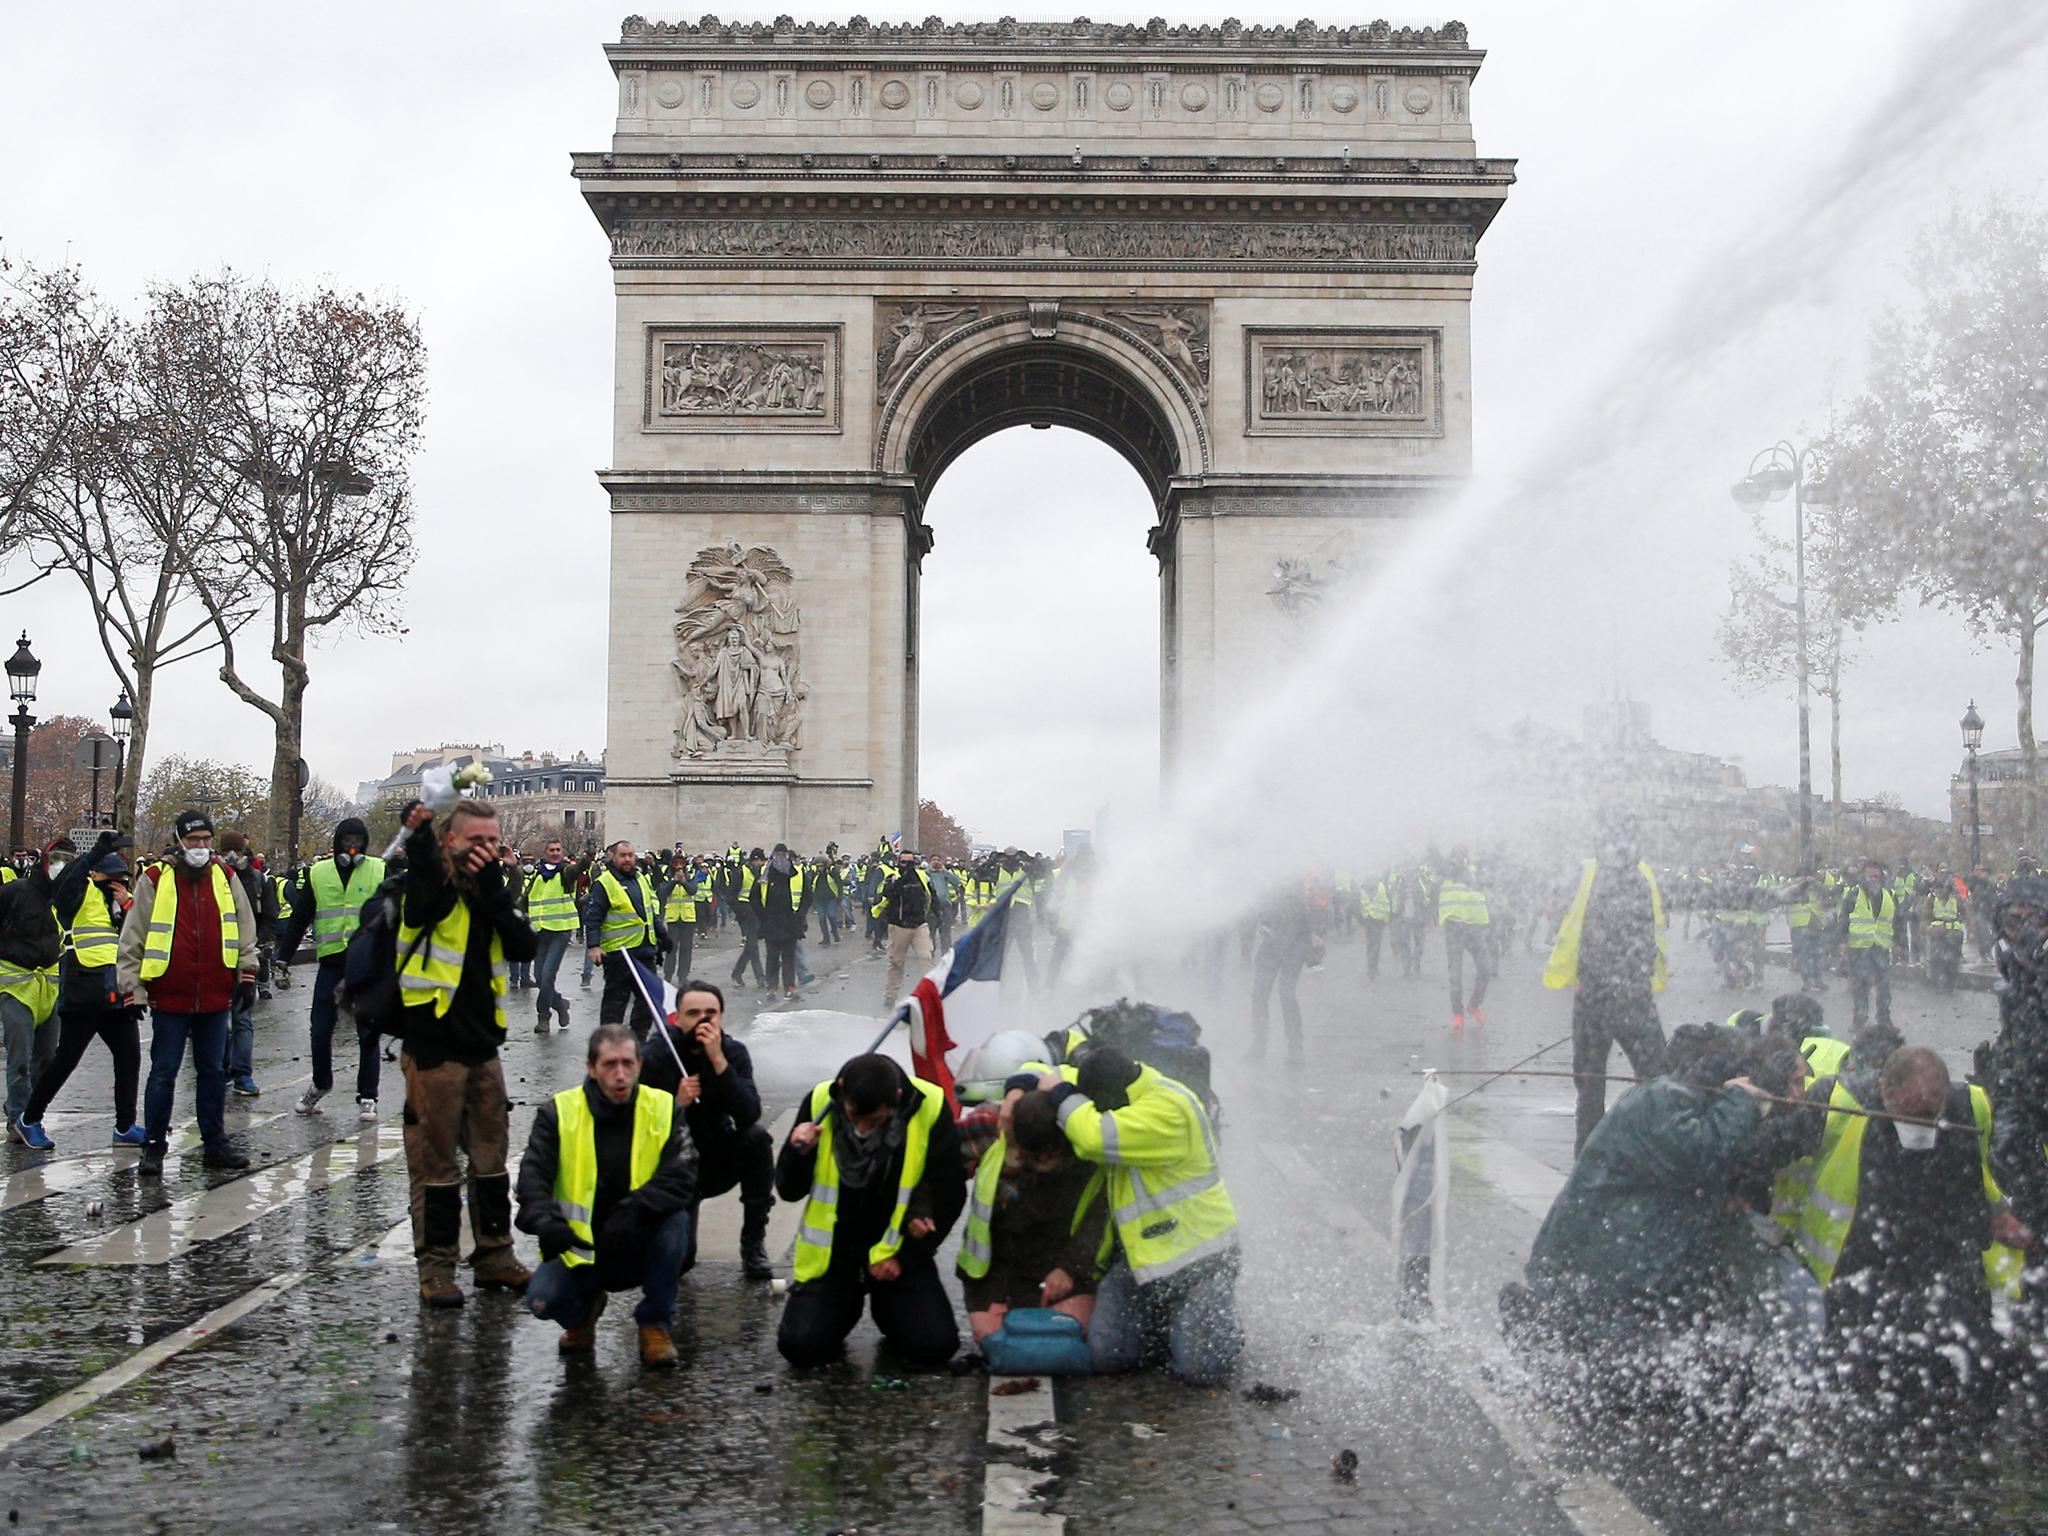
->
xmin=1963 ymin=699 xmax=1985 ymax=871
xmin=109 ymin=688 xmax=133 ymax=826
xmin=5 ymin=634 xmax=40 ymax=851
xmin=1731 ymin=443 xmax=1831 ymax=873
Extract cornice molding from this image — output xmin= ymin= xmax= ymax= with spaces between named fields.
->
xmin=615 ymin=15 xmax=1477 ymax=56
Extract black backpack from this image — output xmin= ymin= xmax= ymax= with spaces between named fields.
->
xmin=339 ymin=876 xmax=431 ymax=1037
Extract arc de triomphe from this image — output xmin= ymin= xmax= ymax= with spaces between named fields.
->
xmin=576 ymin=15 xmax=1512 ymax=851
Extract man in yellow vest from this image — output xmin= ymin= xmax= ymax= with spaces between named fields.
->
xmin=1836 ymin=858 xmax=1898 ymax=1032
xmin=522 ymin=837 xmax=587 ymax=1035
xmin=1544 ymin=832 xmax=1670 ymax=1155
xmin=516 ymin=1023 xmax=699 ymax=1367
xmin=1437 ymin=847 xmax=1493 ymax=1028
xmin=277 ymin=816 xmax=387 ymax=1120
xmin=1010 ymin=1046 xmax=1242 ymax=1385
xmin=1775 ymin=1045 xmax=2029 ymax=1402
xmin=775 ymin=1052 xmax=966 ymax=1367
xmin=1360 ymin=872 xmax=1393 ymax=980
xmin=1923 ymin=868 xmax=1966 ymax=993
xmin=657 ymin=851 xmax=706 ymax=986
xmin=582 ymin=840 xmax=668 ymax=1036
xmin=392 ymin=797 xmax=537 ymax=1307
xmin=117 ymin=811 xmax=257 ymax=1178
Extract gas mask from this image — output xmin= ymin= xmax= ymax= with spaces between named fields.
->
xmin=338 ymin=850 xmax=364 ymax=871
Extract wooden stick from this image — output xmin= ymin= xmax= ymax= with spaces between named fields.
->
xmin=1419 ymin=1068 xmax=1967 ymax=1131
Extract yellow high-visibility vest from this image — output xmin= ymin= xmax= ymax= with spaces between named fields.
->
xmin=791 ymin=1076 xmax=945 ymax=1283
xmin=595 ymin=867 xmax=657 ymax=953
xmin=139 ymin=863 xmax=240 ymax=980
xmin=1543 ymin=858 xmax=1667 ymax=992
xmin=552 ymin=1083 xmax=675 ymax=1268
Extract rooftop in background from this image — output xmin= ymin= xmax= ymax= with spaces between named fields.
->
xmin=615 ymin=16 xmax=1476 ymax=52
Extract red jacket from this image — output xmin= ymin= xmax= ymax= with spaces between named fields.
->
xmin=143 ymin=865 xmax=240 ymax=1015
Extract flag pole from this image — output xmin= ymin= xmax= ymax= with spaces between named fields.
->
xmin=625 ymin=956 xmax=691 ymax=1078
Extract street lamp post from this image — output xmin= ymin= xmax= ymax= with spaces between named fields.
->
xmin=109 ymin=688 xmax=133 ymax=826
xmin=1731 ymin=443 xmax=1830 ymax=873
xmin=4 ymin=634 xmax=41 ymax=850
xmin=1963 ymin=699 xmax=1985 ymax=871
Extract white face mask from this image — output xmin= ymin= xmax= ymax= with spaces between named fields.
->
xmin=182 ymin=846 xmax=212 ymax=870
xmin=47 ymin=857 xmax=70 ymax=874
xmin=1896 ymin=1122 xmax=1939 ymax=1152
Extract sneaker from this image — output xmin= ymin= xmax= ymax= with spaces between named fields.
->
xmin=202 ymin=1143 xmax=251 ymax=1170
xmin=535 ymin=1016 xmax=550 ymax=1035
xmin=138 ymin=1142 xmax=165 ymax=1178
xmin=579 ymin=975 xmax=592 ymax=991
xmin=1451 ymin=1012 xmax=1466 ymax=1028
xmin=13 ymin=1115 xmax=53 ymax=1151
xmin=257 ymin=988 xmax=274 ymax=1001
xmin=554 ymin=999 xmax=572 ymax=1027
xmin=784 ymin=987 xmax=800 ymax=1000
xmin=111 ymin=1124 xmax=147 ymax=1147
xmin=1470 ymin=1007 xmax=1489 ymax=1026
xmin=357 ymin=1097 xmax=378 ymax=1123
xmin=232 ymin=1076 xmax=260 ymax=1098
xmin=295 ymin=1087 xmax=327 ymax=1116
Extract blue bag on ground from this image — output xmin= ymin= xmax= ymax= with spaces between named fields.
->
xmin=980 ymin=1308 xmax=1092 ymax=1376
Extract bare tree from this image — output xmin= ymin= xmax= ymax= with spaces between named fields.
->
xmin=17 ymin=276 xmax=250 ymax=832
xmin=167 ymin=274 xmax=425 ymax=857
xmin=0 ymin=254 xmax=114 ymax=594
xmin=1719 ymin=475 xmax=1898 ymax=853
xmin=1835 ymin=196 xmax=2048 ymax=843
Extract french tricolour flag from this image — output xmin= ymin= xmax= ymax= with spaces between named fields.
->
xmin=891 ymin=880 xmax=1022 ymax=1110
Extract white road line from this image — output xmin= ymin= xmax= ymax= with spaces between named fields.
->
xmin=39 ymin=1125 xmax=405 ymax=1267
xmin=689 ymin=1109 xmax=801 ymax=1263
xmin=1252 ymin=1132 xmax=1661 ymax=1536
xmin=0 ymin=1268 xmax=309 ymax=1454
xmin=983 ymin=1374 xmax=1065 ymax=1535
xmin=1446 ymin=1113 xmax=1567 ymax=1220
xmin=0 ymin=1217 xmax=413 ymax=1455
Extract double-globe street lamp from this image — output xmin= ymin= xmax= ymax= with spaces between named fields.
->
xmin=1731 ymin=443 xmax=1832 ymax=873
xmin=5 ymin=634 xmax=40 ymax=850
xmin=1963 ymin=698 xmax=1985 ymax=872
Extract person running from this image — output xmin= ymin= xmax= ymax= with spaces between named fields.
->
xmin=15 ymin=832 xmax=140 ymax=1149
xmin=278 ymin=817 xmax=387 ymax=1122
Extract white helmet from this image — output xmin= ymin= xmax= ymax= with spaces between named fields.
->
xmin=954 ymin=1029 xmax=1049 ymax=1104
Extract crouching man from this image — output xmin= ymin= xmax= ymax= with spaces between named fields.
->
xmin=517 ymin=1024 xmax=699 ymax=1368
xmin=957 ymin=1088 xmax=1109 ymax=1369
xmin=776 ymin=1051 xmax=965 ymax=1368
xmin=1013 ymin=1047 xmax=1242 ymax=1386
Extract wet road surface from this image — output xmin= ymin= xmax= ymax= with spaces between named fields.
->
xmin=0 ymin=922 xmax=2042 ymax=1533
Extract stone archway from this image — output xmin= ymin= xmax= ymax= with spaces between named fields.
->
xmin=578 ymin=15 xmax=1514 ymax=851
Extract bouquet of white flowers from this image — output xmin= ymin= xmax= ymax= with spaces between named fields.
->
xmin=379 ymin=761 xmax=495 ymax=860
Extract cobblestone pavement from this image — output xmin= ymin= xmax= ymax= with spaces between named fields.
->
xmin=0 ymin=919 xmax=2041 ymax=1534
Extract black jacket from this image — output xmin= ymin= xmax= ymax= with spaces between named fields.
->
xmin=396 ymin=820 xmax=538 ymax=1066
xmin=0 ymin=865 xmax=61 ymax=972
xmin=581 ymin=863 xmax=668 ymax=955
xmin=750 ymin=862 xmax=812 ymax=942
xmin=637 ymin=1026 xmax=764 ymax=1151
xmin=880 ymin=866 xmax=930 ymax=929
xmin=775 ymin=1058 xmax=965 ymax=1274
xmin=516 ymin=1079 xmax=699 ymax=1277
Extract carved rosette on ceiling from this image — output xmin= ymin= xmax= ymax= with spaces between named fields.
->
xmin=643 ymin=324 xmax=842 ymax=434
xmin=1244 ymin=327 xmax=1445 ymax=439
xmin=671 ymin=543 xmax=805 ymax=766
xmin=612 ymin=218 xmax=1476 ymax=272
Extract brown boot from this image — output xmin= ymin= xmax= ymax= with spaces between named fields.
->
xmin=559 ymin=1290 xmax=607 ymax=1354
xmin=473 ymin=1258 xmax=533 ymax=1295
xmin=639 ymin=1323 xmax=678 ymax=1370
xmin=419 ymin=1274 xmax=465 ymax=1309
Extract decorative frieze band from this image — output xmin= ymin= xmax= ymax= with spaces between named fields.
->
xmin=612 ymin=217 xmax=1475 ymax=271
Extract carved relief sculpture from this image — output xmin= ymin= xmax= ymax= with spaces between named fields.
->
xmin=1245 ymin=329 xmax=1443 ymax=438
xmin=644 ymin=326 xmax=841 ymax=433
xmin=672 ymin=544 xmax=806 ymax=762
xmin=876 ymin=302 xmax=982 ymax=388
xmin=1101 ymin=305 xmax=1210 ymax=401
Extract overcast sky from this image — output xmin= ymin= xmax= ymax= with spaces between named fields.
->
xmin=3 ymin=0 xmax=2044 ymax=850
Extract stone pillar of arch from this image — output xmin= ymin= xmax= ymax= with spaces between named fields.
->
xmin=577 ymin=16 xmax=1513 ymax=852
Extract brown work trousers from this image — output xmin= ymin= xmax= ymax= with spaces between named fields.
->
xmin=401 ymin=1051 xmax=515 ymax=1285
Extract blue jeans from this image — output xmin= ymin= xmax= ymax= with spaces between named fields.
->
xmin=224 ymin=984 xmax=255 ymax=1081
xmin=533 ymin=930 xmax=572 ymax=1018
xmin=144 ymin=1008 xmax=231 ymax=1148
xmin=579 ymin=931 xmax=596 ymax=983
xmin=527 ymin=1208 xmax=693 ymax=1327
xmin=3 ymin=993 xmax=58 ymax=1123
xmin=1088 ymin=1256 xmax=1243 ymax=1387
xmin=309 ymin=956 xmax=379 ymax=1100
